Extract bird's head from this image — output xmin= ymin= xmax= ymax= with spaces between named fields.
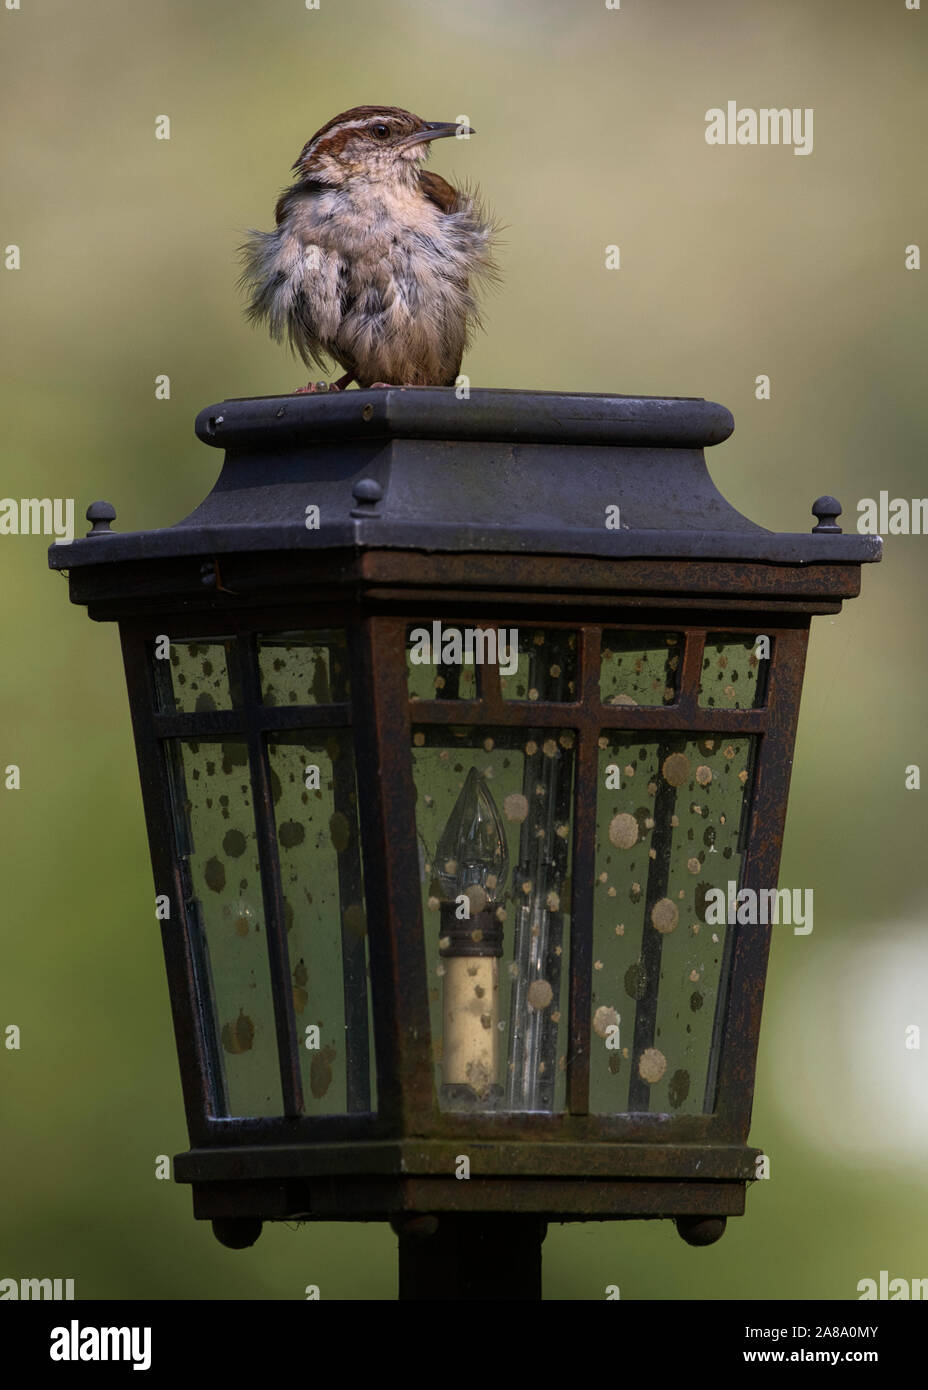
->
xmin=291 ymin=105 xmax=473 ymax=186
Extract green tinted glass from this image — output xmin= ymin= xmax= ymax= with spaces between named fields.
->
xmin=411 ymin=724 xmax=576 ymax=1113
xmin=591 ymin=732 xmax=755 ymax=1114
xmin=698 ymin=634 xmax=768 ymax=709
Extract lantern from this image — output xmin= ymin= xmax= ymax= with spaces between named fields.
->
xmin=49 ymin=389 xmax=880 ymax=1297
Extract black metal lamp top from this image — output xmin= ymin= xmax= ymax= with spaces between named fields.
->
xmin=49 ymin=390 xmax=881 ymax=578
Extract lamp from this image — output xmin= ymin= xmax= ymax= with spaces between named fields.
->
xmin=49 ymin=389 xmax=880 ymax=1297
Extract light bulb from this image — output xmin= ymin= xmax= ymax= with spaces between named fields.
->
xmin=435 ymin=766 xmax=509 ymax=908
xmin=434 ymin=765 xmax=508 ymax=1109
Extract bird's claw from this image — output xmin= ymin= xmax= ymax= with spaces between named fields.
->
xmin=293 ymin=381 xmax=343 ymax=394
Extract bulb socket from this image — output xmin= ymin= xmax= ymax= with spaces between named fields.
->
xmin=439 ymin=902 xmax=503 ymax=957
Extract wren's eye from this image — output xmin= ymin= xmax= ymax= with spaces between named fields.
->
xmin=370 ymin=123 xmax=391 ymax=140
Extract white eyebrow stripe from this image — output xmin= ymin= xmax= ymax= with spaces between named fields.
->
xmin=312 ymin=118 xmax=386 ymax=147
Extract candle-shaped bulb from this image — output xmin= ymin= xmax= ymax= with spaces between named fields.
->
xmin=436 ymin=767 xmax=509 ymax=910
xmin=436 ymin=765 xmax=508 ymax=1109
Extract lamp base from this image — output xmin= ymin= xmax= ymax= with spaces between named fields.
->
xmin=391 ymin=1213 xmax=547 ymax=1300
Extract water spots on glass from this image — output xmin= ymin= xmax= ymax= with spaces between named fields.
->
xmin=662 ymin=752 xmax=690 ymax=786
xmin=499 ymin=629 xmax=577 ymax=702
xmin=165 ymin=739 xmax=281 ymax=1116
xmin=609 ymin=812 xmax=639 ymax=849
xmin=593 ymin=1005 xmax=620 ymax=1038
xmin=278 ymin=820 xmax=305 ymax=849
xmin=342 ymin=903 xmax=366 ymax=939
xmin=329 ymin=811 xmax=351 ymax=853
xmin=221 ymin=1010 xmax=255 ymax=1054
xmin=404 ymin=624 xmax=479 ymax=700
xmin=203 ymin=856 xmax=226 ymax=893
xmin=624 ymin=960 xmax=648 ymax=1000
xmin=310 ymin=1045 xmax=337 ymax=1099
xmin=638 ymin=1047 xmax=667 ymax=1084
xmin=222 ymin=828 xmax=247 ymax=859
xmin=527 ymin=979 xmax=553 ymax=1010
xmin=466 ymin=884 xmax=489 ymax=914
xmin=698 ymin=634 xmax=768 ymax=709
xmin=292 ymin=958 xmax=309 ymax=1013
xmin=591 ymin=729 xmax=756 ymax=1116
xmin=219 ymin=742 xmax=248 ymax=777
xmin=600 ymin=631 xmax=682 ymax=706
xmin=651 ymin=898 xmax=679 ymax=934
xmin=155 ymin=640 xmax=240 ymax=713
xmin=668 ymin=1068 xmax=690 ymax=1108
xmin=267 ymin=734 xmax=373 ymax=1115
xmin=258 ymin=631 xmax=349 ymax=706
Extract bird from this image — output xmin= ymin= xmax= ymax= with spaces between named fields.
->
xmin=239 ymin=104 xmax=499 ymax=392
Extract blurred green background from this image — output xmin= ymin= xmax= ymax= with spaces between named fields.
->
xmin=1 ymin=0 xmax=925 ymax=1300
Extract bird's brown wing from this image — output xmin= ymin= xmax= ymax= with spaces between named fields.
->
xmin=417 ymin=169 xmax=461 ymax=214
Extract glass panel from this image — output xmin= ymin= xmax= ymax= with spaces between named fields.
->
xmin=258 ymin=630 xmax=349 ymax=705
xmin=267 ymin=732 xmax=375 ymax=1114
xmin=599 ymin=631 xmax=682 ymax=706
xmin=155 ymin=639 xmax=241 ymax=713
xmin=698 ymin=634 xmax=768 ymax=709
xmin=411 ymin=724 xmax=576 ymax=1112
xmin=499 ymin=628 xmax=578 ymax=702
xmin=166 ymin=739 xmax=282 ymax=1117
xmin=406 ymin=623 xmax=478 ymax=701
xmin=591 ymin=732 xmax=756 ymax=1115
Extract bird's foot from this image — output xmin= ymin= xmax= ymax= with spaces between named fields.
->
xmin=293 ymin=380 xmax=343 ymax=395
xmin=367 ymin=382 xmax=422 ymax=389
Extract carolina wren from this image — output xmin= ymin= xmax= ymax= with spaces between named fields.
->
xmin=239 ymin=105 xmax=498 ymax=391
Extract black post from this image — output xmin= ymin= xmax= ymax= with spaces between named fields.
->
xmin=392 ymin=1215 xmax=548 ymax=1300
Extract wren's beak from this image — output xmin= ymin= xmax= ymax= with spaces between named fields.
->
xmin=400 ymin=121 xmax=474 ymax=148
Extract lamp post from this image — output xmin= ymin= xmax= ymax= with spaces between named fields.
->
xmin=49 ymin=389 xmax=880 ymax=1299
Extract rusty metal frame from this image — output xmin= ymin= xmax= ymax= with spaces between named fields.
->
xmin=117 ymin=582 xmax=811 ymax=1218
